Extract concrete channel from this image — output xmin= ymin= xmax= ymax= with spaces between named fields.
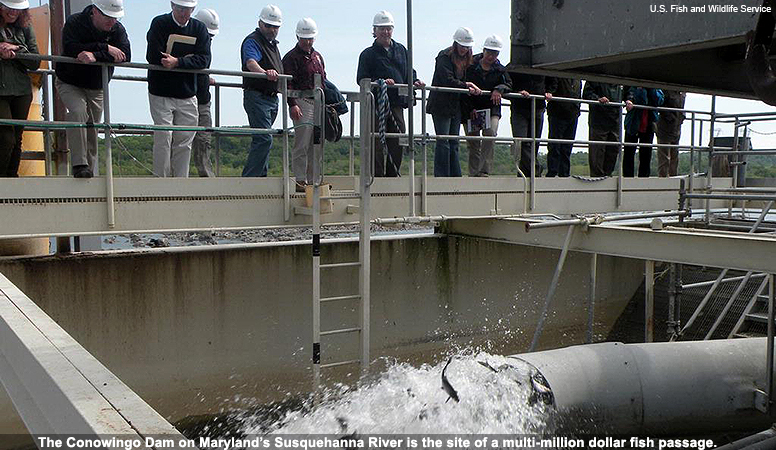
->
xmin=0 ymin=233 xmax=643 ymax=445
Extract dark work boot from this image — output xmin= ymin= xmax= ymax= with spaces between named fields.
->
xmin=73 ymin=165 xmax=93 ymax=179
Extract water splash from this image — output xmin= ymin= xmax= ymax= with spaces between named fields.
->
xmin=241 ymin=352 xmax=551 ymax=436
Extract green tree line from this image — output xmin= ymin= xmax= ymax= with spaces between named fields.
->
xmin=102 ymin=135 xmax=776 ymax=178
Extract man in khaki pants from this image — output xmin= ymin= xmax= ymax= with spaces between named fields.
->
xmin=146 ymin=0 xmax=211 ymax=177
xmin=55 ymin=0 xmax=130 ymax=179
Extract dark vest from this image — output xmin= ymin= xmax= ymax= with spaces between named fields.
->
xmin=241 ymin=29 xmax=283 ymax=93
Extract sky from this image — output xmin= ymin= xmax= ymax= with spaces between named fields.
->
xmin=43 ymin=0 xmax=776 ymax=152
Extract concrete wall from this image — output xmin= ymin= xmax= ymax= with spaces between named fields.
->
xmin=0 ymin=235 xmax=643 ymax=436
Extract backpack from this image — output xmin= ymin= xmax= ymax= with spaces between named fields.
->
xmin=324 ymin=104 xmax=343 ymax=142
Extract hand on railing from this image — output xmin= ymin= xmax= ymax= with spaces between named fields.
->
xmin=465 ymin=82 xmax=481 ymax=96
xmin=77 ymin=51 xmax=97 ymax=64
xmin=107 ymin=45 xmax=127 ymax=63
xmin=490 ymin=90 xmax=502 ymax=105
xmin=0 ymin=42 xmax=19 ymax=59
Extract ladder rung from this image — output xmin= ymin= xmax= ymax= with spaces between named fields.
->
xmin=320 ymin=262 xmax=361 ymax=269
xmin=321 ymin=194 xmax=361 ymax=200
xmin=758 ymin=294 xmax=771 ymax=301
xmin=320 ymin=359 xmax=361 ymax=369
xmin=746 ymin=313 xmax=772 ymax=324
xmin=320 ymin=294 xmax=361 ymax=303
xmin=320 ymin=327 xmax=361 ymax=336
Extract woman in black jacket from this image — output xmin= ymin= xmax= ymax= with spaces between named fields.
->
xmin=0 ymin=0 xmax=38 ymax=177
xmin=462 ymin=35 xmax=511 ymax=177
xmin=426 ymin=27 xmax=480 ymax=177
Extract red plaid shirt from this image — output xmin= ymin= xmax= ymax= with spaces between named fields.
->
xmin=281 ymin=44 xmax=326 ymax=107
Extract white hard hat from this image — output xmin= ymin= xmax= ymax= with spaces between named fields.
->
xmin=372 ymin=10 xmax=394 ymax=27
xmin=92 ymin=0 xmax=124 ymax=19
xmin=0 ymin=0 xmax=29 ymax=9
xmin=453 ymin=27 xmax=474 ymax=47
xmin=259 ymin=4 xmax=282 ymax=27
xmin=483 ymin=34 xmax=503 ymax=51
xmin=171 ymin=0 xmax=197 ymax=7
xmin=195 ymin=8 xmax=219 ymax=36
xmin=296 ymin=17 xmax=317 ymax=39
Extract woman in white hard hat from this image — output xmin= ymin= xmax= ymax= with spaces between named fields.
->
xmin=426 ymin=27 xmax=480 ymax=177
xmin=463 ymin=35 xmax=511 ymax=177
xmin=0 ymin=0 xmax=38 ymax=177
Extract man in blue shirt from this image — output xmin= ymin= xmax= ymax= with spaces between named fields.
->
xmin=240 ymin=4 xmax=284 ymax=177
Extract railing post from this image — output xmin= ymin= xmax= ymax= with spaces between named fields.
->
xmin=41 ymin=71 xmax=52 ymax=176
xmin=588 ymin=253 xmax=597 ymax=344
xmin=617 ymin=87 xmax=624 ymax=209
xmin=358 ymin=78 xmax=373 ymax=377
xmin=406 ymin=0 xmax=415 ymax=217
xmin=767 ymin=273 xmax=775 ymax=414
xmin=101 ymin=65 xmax=115 ymax=229
xmin=530 ymin=96 xmax=536 ymax=211
xmin=349 ymin=99 xmax=355 ymax=177
xmin=281 ymin=77 xmax=290 ymax=222
xmin=214 ymin=84 xmax=221 ymax=177
xmin=706 ymin=95 xmax=716 ymax=224
xmin=421 ymin=85 xmax=427 ymax=216
xmin=689 ymin=112 xmax=695 ymax=195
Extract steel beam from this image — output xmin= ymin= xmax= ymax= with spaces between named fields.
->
xmin=0 ymin=272 xmax=186 ymax=444
xmin=441 ymin=218 xmax=776 ymax=273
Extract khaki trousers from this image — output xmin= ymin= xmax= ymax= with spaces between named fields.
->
xmin=56 ymin=79 xmax=103 ymax=173
xmin=149 ymin=93 xmax=198 ymax=177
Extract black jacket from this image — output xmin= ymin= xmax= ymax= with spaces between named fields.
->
xmin=462 ymin=53 xmax=511 ymax=118
xmin=146 ymin=13 xmax=211 ymax=99
xmin=356 ymin=40 xmax=417 ymax=108
xmin=196 ymin=36 xmax=213 ymax=105
xmin=582 ymin=81 xmax=622 ymax=130
xmin=509 ymin=73 xmax=546 ymax=116
xmin=656 ymin=90 xmax=686 ymax=139
xmin=56 ymin=5 xmax=131 ymax=90
xmin=426 ymin=48 xmax=467 ymax=116
xmin=546 ymin=77 xmax=581 ymax=121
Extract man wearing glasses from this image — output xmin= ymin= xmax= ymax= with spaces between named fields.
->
xmin=56 ymin=0 xmax=130 ymax=179
xmin=240 ymin=4 xmax=284 ymax=177
xmin=146 ymin=0 xmax=211 ymax=177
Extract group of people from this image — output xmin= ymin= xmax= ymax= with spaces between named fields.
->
xmin=0 ymin=0 xmax=688 ymax=181
xmin=425 ymin=29 xmax=688 ymax=178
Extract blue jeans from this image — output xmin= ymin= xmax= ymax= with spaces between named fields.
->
xmin=432 ymin=112 xmax=462 ymax=177
xmin=242 ymin=90 xmax=279 ymax=177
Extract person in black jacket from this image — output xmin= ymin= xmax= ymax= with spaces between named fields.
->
xmin=583 ymin=81 xmax=622 ymax=177
xmin=191 ymin=8 xmax=219 ymax=178
xmin=146 ymin=0 xmax=211 ymax=178
xmin=356 ymin=10 xmax=424 ymax=177
xmin=56 ymin=0 xmax=129 ymax=179
xmin=462 ymin=35 xmax=510 ymax=177
xmin=545 ymin=77 xmax=581 ymax=177
xmin=426 ymin=27 xmax=479 ymax=177
xmin=510 ymin=73 xmax=551 ymax=176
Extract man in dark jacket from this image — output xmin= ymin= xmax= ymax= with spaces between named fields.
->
xmin=240 ymin=4 xmax=283 ymax=178
xmin=545 ymin=77 xmax=581 ymax=177
xmin=510 ymin=73 xmax=550 ymax=176
xmin=146 ymin=0 xmax=211 ymax=178
xmin=462 ymin=35 xmax=511 ymax=177
xmin=56 ymin=0 xmax=129 ymax=179
xmin=656 ymin=90 xmax=685 ymax=177
xmin=583 ymin=81 xmax=622 ymax=177
xmin=191 ymin=8 xmax=219 ymax=178
xmin=356 ymin=10 xmax=424 ymax=177
xmin=623 ymin=86 xmax=664 ymax=177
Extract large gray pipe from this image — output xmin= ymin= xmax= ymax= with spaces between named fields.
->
xmin=513 ymin=339 xmax=775 ymax=435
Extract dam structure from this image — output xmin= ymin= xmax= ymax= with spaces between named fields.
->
xmin=1 ymin=1 xmax=776 ymax=448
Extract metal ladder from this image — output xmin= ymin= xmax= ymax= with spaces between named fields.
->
xmin=310 ymin=77 xmax=373 ymax=390
xmin=674 ymin=201 xmax=773 ymax=340
xmin=729 ymin=277 xmax=772 ymax=338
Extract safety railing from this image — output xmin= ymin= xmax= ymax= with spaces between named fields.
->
xmin=5 ymin=52 xmax=773 ymax=227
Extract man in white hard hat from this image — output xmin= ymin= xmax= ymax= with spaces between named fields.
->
xmin=146 ymin=0 xmax=211 ymax=177
xmin=191 ymin=8 xmax=219 ymax=177
xmin=240 ymin=4 xmax=284 ymax=177
xmin=281 ymin=18 xmax=325 ymax=191
xmin=55 ymin=0 xmax=130 ymax=179
xmin=356 ymin=10 xmax=424 ymax=177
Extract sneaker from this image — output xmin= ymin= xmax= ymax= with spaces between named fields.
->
xmin=295 ymin=181 xmax=306 ymax=193
xmin=73 ymin=165 xmax=93 ymax=179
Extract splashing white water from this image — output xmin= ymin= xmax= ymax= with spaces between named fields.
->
xmin=243 ymin=352 xmax=552 ymax=435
